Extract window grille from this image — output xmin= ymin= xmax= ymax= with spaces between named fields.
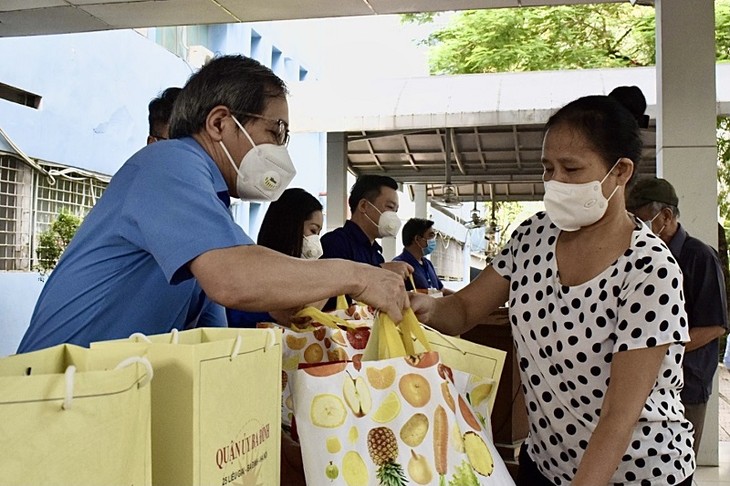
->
xmin=0 ymin=156 xmax=29 ymax=271
xmin=0 ymin=155 xmax=108 ymax=271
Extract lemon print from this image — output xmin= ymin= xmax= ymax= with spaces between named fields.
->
xmin=372 ymin=391 xmax=401 ymax=423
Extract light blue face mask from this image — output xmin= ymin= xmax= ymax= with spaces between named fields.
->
xmin=423 ymin=238 xmax=437 ymax=256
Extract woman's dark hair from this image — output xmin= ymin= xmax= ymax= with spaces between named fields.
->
xmin=545 ymin=95 xmax=643 ymax=181
xmin=169 ymin=55 xmax=288 ymax=138
xmin=257 ymin=188 xmax=323 ymax=257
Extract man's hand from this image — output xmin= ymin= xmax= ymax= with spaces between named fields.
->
xmin=351 ymin=265 xmax=409 ymax=322
xmin=410 ymin=292 xmax=436 ymax=324
xmin=269 ymin=308 xmax=303 ymax=327
xmin=381 ymin=261 xmax=414 ymax=279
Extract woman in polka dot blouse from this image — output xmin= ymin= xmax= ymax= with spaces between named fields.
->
xmin=413 ymin=95 xmax=694 ymax=486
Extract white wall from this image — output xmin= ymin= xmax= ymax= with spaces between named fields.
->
xmin=0 ymin=273 xmax=45 ymax=357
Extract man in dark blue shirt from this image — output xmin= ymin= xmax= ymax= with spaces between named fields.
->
xmin=320 ymin=175 xmax=413 ymax=307
xmin=628 ymin=177 xmax=728 ymax=455
xmin=393 ymin=218 xmax=453 ymax=295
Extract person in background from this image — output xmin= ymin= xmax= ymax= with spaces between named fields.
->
xmin=627 ymin=176 xmax=728 ymax=456
xmin=412 ymin=95 xmax=695 ymax=485
xmin=320 ymin=174 xmax=412 ymax=308
xmin=393 ymin=218 xmax=453 ymax=295
xmin=147 ymin=86 xmax=181 ymax=144
xmin=227 ymin=187 xmax=324 ymax=327
xmin=18 ymin=55 xmax=408 ymax=354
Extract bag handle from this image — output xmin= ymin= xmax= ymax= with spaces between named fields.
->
xmin=62 ymin=356 xmax=154 ymax=410
xmin=370 ymin=308 xmax=432 ymax=360
xmin=128 ymin=329 xmax=179 ymax=344
xmin=293 ymin=306 xmax=358 ymax=331
xmin=230 ymin=328 xmax=276 ymax=360
xmin=115 ymin=356 xmax=154 ymax=388
xmin=420 ymin=323 xmax=468 ymax=356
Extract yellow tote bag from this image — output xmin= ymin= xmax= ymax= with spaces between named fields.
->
xmin=92 ymin=327 xmax=281 ymax=486
xmin=364 ymin=310 xmax=507 ymax=416
xmin=0 ymin=344 xmax=153 ymax=486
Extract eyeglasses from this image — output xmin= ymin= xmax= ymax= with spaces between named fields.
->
xmin=237 ymin=112 xmax=290 ymax=146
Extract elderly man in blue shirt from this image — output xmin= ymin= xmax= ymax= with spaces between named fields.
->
xmin=393 ymin=218 xmax=453 ymax=296
xmin=18 ymin=55 xmax=408 ymax=353
xmin=627 ymin=176 xmax=728 ymax=455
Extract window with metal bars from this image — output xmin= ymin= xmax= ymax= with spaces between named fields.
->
xmin=0 ymin=154 xmax=108 ymax=271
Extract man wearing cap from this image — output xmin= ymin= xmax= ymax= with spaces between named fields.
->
xmin=627 ymin=176 xmax=728 ymax=455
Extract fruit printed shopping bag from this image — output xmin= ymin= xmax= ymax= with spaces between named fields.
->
xmin=260 ymin=304 xmax=374 ymax=428
xmin=292 ymin=351 xmax=515 ymax=485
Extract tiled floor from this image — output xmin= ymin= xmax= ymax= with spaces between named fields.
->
xmin=695 ymin=441 xmax=730 ymax=485
xmin=696 ymin=366 xmax=730 ymax=486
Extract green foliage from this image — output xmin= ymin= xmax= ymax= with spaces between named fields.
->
xmin=413 ymin=5 xmax=656 ymax=74
xmin=717 ymin=1 xmax=730 ymax=61
xmin=448 ymin=460 xmax=479 ymax=486
xmin=403 ymin=2 xmax=730 ymax=74
xmin=36 ymin=210 xmax=82 ymax=274
xmin=719 ymin=117 xmax=730 ymax=222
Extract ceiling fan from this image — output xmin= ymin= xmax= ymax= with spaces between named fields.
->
xmin=484 ymin=192 xmax=501 ymax=239
xmin=431 ymin=128 xmax=463 ymax=209
xmin=465 ymin=182 xmax=488 ymax=229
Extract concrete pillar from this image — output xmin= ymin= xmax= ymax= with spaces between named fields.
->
xmin=413 ymin=184 xmax=428 ymax=219
xmin=326 ymin=132 xmax=348 ymax=231
xmin=656 ymin=0 xmax=719 ymax=466
xmin=382 ymin=236 xmax=396 ymax=261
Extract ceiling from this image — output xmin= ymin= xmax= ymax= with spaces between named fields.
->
xmin=0 ymin=0 xmax=624 ymax=38
xmin=348 ymin=124 xmax=658 ymax=203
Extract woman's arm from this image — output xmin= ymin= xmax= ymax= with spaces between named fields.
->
xmin=412 ymin=266 xmax=510 ymax=336
xmin=571 ymin=344 xmax=670 ymax=485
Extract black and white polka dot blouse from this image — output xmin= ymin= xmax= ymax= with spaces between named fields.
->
xmin=492 ymin=212 xmax=695 ymax=485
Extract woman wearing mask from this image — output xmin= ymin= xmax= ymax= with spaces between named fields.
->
xmin=226 ymin=187 xmax=324 ymax=327
xmin=412 ymin=95 xmax=694 ymax=485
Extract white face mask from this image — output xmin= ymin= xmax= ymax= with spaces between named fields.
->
xmin=644 ymin=212 xmax=666 ymax=237
xmin=543 ymin=160 xmax=620 ymax=232
xmin=219 ymin=115 xmax=296 ymax=202
xmin=365 ymin=200 xmax=401 ymax=238
xmin=301 ymin=234 xmax=323 ymax=259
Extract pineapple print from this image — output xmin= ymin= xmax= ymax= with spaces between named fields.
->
xmin=366 ymin=427 xmax=407 ymax=486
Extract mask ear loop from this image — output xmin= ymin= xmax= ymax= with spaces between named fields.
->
xmin=230 ymin=115 xmax=257 ymax=148
xmin=363 ymin=200 xmax=381 ymax=229
xmin=601 ymin=158 xmax=624 ymax=203
xmin=219 ymin=114 xmax=258 ymax=176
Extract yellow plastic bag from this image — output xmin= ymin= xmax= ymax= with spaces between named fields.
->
xmin=0 ymin=344 xmax=153 ymax=486
xmin=92 ymin=327 xmax=281 ymax=486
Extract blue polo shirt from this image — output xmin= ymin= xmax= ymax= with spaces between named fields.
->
xmin=320 ymin=220 xmax=383 ymax=309
xmin=393 ymin=250 xmax=443 ymax=291
xmin=18 ymin=138 xmax=252 ymax=352
xmin=320 ymin=220 xmax=384 ymax=266
xmin=670 ymin=224 xmax=729 ymax=404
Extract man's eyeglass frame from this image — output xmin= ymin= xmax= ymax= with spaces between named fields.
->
xmin=237 ymin=112 xmax=290 ymax=146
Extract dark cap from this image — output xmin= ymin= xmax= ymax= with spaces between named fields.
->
xmin=626 ymin=177 xmax=679 ymax=211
